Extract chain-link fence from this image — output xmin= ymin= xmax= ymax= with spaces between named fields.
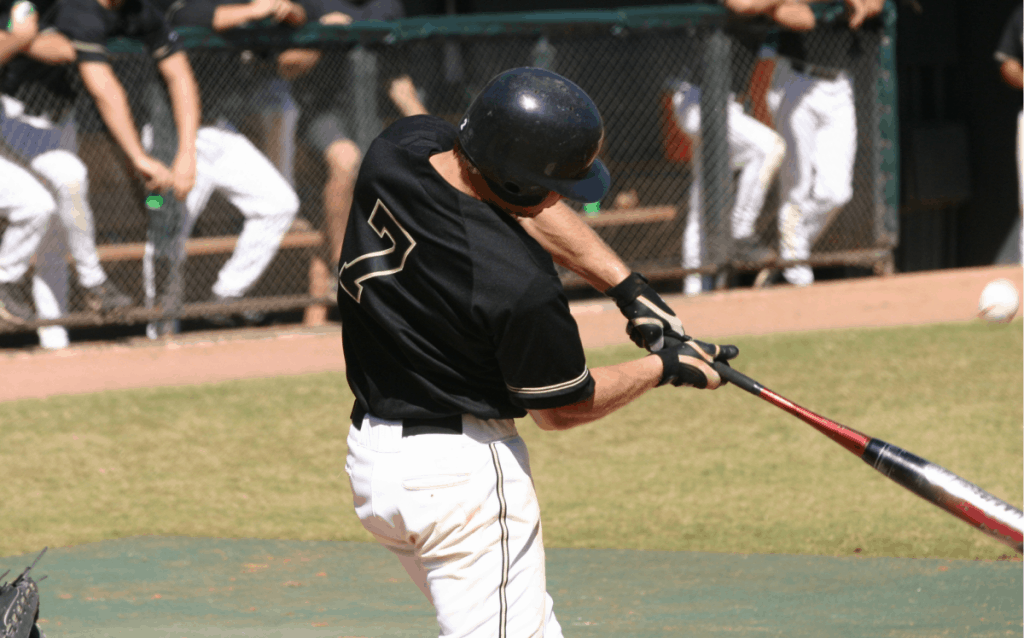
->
xmin=0 ymin=2 xmax=898 ymax=335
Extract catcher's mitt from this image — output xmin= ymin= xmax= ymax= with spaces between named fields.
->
xmin=0 ymin=548 xmax=47 ymax=638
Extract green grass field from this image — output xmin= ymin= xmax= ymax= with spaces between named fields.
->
xmin=2 ymin=321 xmax=1020 ymax=561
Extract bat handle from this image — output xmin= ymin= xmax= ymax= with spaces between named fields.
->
xmin=713 ymin=361 xmax=763 ymax=395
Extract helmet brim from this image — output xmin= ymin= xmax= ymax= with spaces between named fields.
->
xmin=536 ymin=158 xmax=611 ymax=204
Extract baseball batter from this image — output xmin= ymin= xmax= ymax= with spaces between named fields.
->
xmin=0 ymin=0 xmax=135 ymax=340
xmin=338 ymin=67 xmax=739 ymax=637
xmin=142 ymin=0 xmax=301 ymax=332
xmin=995 ymin=3 xmax=1022 ymax=264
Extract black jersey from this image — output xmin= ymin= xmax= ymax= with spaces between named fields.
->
xmin=155 ymin=0 xmax=276 ymax=125
xmin=995 ymin=5 xmax=1023 ymax=66
xmin=338 ymin=115 xmax=595 ymax=421
xmin=51 ymin=0 xmax=182 ymax=64
xmin=1 ymin=0 xmax=79 ymax=118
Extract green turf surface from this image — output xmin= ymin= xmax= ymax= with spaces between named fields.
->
xmin=1 ymin=537 xmax=1019 ymax=637
xmin=1 ymin=321 xmax=1020 ymax=560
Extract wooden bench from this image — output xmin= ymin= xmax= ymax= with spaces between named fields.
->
xmin=89 ymin=222 xmax=332 ymax=327
xmin=579 ymin=205 xmax=677 ymax=228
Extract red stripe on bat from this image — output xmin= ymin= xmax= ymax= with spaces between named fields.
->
xmin=760 ymin=388 xmax=871 ymax=457
xmin=953 ymin=501 xmax=1024 ymax=545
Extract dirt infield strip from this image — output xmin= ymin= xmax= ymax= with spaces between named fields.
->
xmin=1 ymin=265 xmax=1020 ymax=403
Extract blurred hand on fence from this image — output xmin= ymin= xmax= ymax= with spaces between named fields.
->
xmin=771 ymin=2 xmax=814 ymax=31
xmin=278 ymin=0 xmax=306 ymax=27
xmin=249 ymin=0 xmax=280 ymax=22
xmin=843 ymin=0 xmax=882 ymax=29
xmin=320 ymin=11 xmax=353 ymax=25
xmin=134 ymin=155 xmax=174 ymax=193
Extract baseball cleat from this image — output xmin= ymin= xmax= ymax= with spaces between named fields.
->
xmin=731 ymin=237 xmax=775 ymax=266
xmin=83 ymin=282 xmax=133 ymax=316
xmin=0 ymin=282 xmax=33 ymax=325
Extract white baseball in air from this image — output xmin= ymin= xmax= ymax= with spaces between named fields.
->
xmin=978 ymin=278 xmax=1020 ymax=323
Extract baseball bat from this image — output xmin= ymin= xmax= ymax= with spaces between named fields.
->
xmin=712 ymin=362 xmax=1024 ymax=554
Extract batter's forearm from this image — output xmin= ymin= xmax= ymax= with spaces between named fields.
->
xmin=519 ymin=201 xmax=632 ymax=292
xmin=529 ymin=355 xmax=663 ymax=431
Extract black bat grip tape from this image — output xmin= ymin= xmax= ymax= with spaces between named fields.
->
xmin=713 ymin=362 xmax=763 ymax=395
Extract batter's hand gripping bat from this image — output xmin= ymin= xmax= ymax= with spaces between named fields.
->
xmin=712 ymin=362 xmax=1024 ymax=553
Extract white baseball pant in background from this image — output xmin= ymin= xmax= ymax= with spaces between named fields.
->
xmin=346 ymin=413 xmax=564 ymax=638
xmin=0 ymin=155 xmax=55 ymax=287
xmin=142 ymin=125 xmax=299 ymax=329
xmin=31 ymin=150 xmax=112 ymax=349
xmin=672 ymin=83 xmax=786 ymax=295
xmin=1017 ymin=109 xmax=1022 ymax=265
xmin=767 ymin=59 xmax=857 ymax=287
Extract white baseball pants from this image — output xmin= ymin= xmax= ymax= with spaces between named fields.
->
xmin=673 ymin=84 xmax=786 ymax=294
xmin=1017 ymin=109 xmax=1022 ymax=265
xmin=346 ymin=413 xmax=564 ymax=638
xmin=0 ymin=155 xmax=55 ymax=285
xmin=768 ymin=61 xmax=857 ymax=286
xmin=143 ymin=125 xmax=299 ymax=310
xmin=29 ymin=150 xmax=113 ymax=349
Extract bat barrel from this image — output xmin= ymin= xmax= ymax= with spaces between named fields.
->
xmin=864 ymin=439 xmax=1024 ymax=553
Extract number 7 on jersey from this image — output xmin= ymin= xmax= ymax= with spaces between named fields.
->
xmin=339 ymin=199 xmax=418 ymax=303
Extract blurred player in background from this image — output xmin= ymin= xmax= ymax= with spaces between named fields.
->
xmin=1 ymin=0 xmax=135 ymax=345
xmin=764 ymin=0 xmax=883 ymax=286
xmin=995 ymin=3 xmax=1022 ymax=265
xmin=277 ymin=0 xmax=426 ymax=268
xmin=671 ymin=0 xmax=811 ymax=296
xmin=3 ymin=0 xmax=198 ymax=345
xmin=143 ymin=0 xmax=301 ymax=332
xmin=0 ymin=0 xmax=57 ymax=326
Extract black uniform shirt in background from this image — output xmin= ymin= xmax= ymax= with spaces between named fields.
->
xmin=995 ymin=4 xmax=1023 ymax=67
xmin=338 ymin=115 xmax=595 ymax=421
xmin=51 ymin=0 xmax=181 ymax=63
xmin=1 ymin=0 xmax=78 ymax=117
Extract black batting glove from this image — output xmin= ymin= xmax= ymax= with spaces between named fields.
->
xmin=655 ymin=339 xmax=739 ymax=389
xmin=605 ymin=272 xmax=686 ymax=352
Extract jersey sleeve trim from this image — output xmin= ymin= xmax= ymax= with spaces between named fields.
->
xmin=72 ymin=40 xmax=108 ymax=62
xmin=506 ymin=367 xmax=590 ymax=396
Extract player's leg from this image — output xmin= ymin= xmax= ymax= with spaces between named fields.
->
xmin=306 ymin=110 xmax=362 ymax=266
xmin=142 ymin=128 xmax=213 ymax=336
xmin=30 ymin=149 xmax=132 ymax=313
xmin=202 ymin=126 xmax=299 ymax=302
xmin=672 ymin=84 xmax=705 ymax=295
xmin=683 ymin=145 xmax=704 ymax=296
xmin=346 ymin=415 xmax=564 ymax=638
xmin=771 ymin=71 xmax=817 ymax=286
xmin=1017 ymin=109 xmax=1022 ymax=265
xmin=727 ymin=102 xmax=785 ymax=242
xmin=256 ymin=77 xmax=299 ymax=187
xmin=0 ymin=156 xmax=56 ymax=323
xmin=32 ymin=215 xmax=71 ymax=349
xmin=803 ymin=75 xmax=856 ymax=245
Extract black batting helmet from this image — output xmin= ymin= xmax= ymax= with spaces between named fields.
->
xmin=457 ymin=67 xmax=610 ymax=207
